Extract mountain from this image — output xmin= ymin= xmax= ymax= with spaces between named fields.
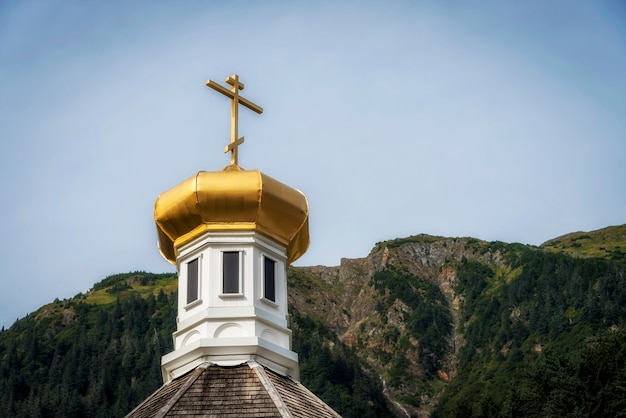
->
xmin=1 ymin=225 xmax=625 ymax=417
xmin=541 ymin=224 xmax=626 ymax=264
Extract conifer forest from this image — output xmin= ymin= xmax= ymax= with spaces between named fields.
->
xmin=1 ymin=225 xmax=625 ymax=417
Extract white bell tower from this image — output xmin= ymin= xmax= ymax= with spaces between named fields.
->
xmin=154 ymin=74 xmax=309 ymax=383
xmin=160 ymin=230 xmax=299 ymax=382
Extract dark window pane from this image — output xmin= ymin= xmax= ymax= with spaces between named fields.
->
xmin=223 ymin=251 xmax=239 ymax=294
xmin=187 ymin=258 xmax=199 ymax=304
xmin=264 ymin=257 xmax=276 ymax=302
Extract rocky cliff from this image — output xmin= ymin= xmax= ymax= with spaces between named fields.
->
xmin=289 ymin=228 xmax=626 ymax=417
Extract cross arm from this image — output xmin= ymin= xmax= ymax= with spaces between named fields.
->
xmin=206 ymin=79 xmax=264 ymax=114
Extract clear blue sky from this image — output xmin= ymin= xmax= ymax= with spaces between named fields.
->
xmin=1 ymin=1 xmax=625 ymax=328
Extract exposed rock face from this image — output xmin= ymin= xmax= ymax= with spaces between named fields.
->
xmin=289 ymin=235 xmax=506 ymax=417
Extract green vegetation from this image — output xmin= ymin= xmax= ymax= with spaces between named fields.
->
xmin=434 ymin=244 xmax=626 ymax=417
xmin=0 ymin=274 xmax=178 ymax=418
xmin=542 ymin=224 xmax=626 ymax=264
xmin=1 ymin=224 xmax=626 ymax=417
xmin=375 ymin=234 xmax=444 ymax=249
xmin=87 ymin=272 xmax=177 ymax=305
xmin=0 ymin=271 xmax=390 ymax=417
xmin=372 ymin=265 xmax=452 ymax=387
xmin=292 ymin=310 xmax=393 ymax=417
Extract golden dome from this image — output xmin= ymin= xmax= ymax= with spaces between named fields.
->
xmin=154 ymin=166 xmax=309 ymax=264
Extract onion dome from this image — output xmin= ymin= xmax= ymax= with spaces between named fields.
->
xmin=154 ymin=165 xmax=309 ymax=264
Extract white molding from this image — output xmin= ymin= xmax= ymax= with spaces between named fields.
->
xmin=174 ymin=307 xmax=290 ymax=337
xmin=184 ymin=298 xmax=202 ymax=311
xmin=178 ymin=231 xmax=287 ymax=259
xmin=161 ymin=337 xmax=299 ymax=383
xmin=181 ymin=331 xmax=201 ymax=347
xmin=218 ymin=293 xmax=245 ymax=299
xmin=260 ymin=297 xmax=279 ymax=308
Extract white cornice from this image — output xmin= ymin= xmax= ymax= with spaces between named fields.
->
xmin=174 ymin=306 xmax=289 ymax=337
xmin=161 ymin=337 xmax=299 ymax=383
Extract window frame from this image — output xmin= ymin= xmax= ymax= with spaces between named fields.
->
xmin=221 ymin=250 xmax=243 ymax=296
xmin=185 ymin=256 xmax=201 ymax=308
xmin=262 ymin=255 xmax=276 ymax=303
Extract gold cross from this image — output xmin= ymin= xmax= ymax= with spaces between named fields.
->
xmin=206 ymin=74 xmax=263 ymax=166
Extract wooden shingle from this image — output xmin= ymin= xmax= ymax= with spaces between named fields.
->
xmin=126 ymin=362 xmax=341 ymax=417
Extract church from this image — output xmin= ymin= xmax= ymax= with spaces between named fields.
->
xmin=126 ymin=74 xmax=341 ymax=417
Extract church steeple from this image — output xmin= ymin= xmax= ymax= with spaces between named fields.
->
xmin=153 ymin=74 xmax=309 ymax=383
xmin=127 ymin=74 xmax=339 ymax=417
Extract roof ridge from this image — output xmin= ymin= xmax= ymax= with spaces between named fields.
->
xmin=289 ymin=376 xmax=343 ymax=418
xmin=155 ymin=363 xmax=208 ymax=418
xmin=248 ymin=361 xmax=293 ymax=418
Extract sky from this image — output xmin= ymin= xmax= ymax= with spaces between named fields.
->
xmin=1 ymin=1 xmax=625 ymax=329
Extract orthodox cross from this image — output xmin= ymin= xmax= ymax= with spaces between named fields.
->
xmin=206 ymin=74 xmax=263 ymax=166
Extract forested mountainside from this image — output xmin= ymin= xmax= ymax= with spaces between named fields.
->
xmin=1 ymin=224 xmax=625 ymax=417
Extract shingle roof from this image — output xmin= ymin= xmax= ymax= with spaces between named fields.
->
xmin=126 ymin=361 xmax=341 ymax=418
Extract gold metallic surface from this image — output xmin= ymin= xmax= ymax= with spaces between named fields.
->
xmin=154 ymin=168 xmax=309 ymax=264
xmin=206 ymin=74 xmax=263 ymax=166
